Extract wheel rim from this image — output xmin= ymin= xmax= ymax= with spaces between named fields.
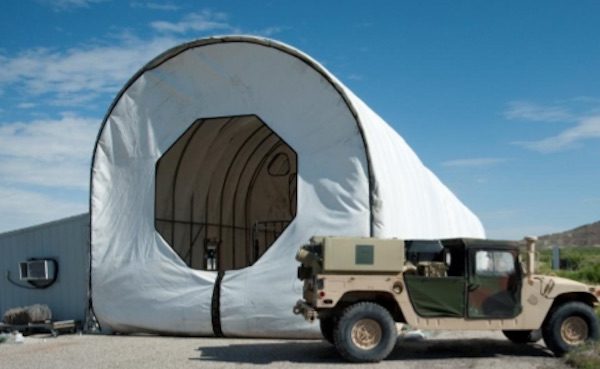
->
xmin=351 ymin=319 xmax=382 ymax=350
xmin=560 ymin=316 xmax=589 ymax=345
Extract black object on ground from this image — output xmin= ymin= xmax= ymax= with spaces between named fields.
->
xmin=0 ymin=320 xmax=80 ymax=337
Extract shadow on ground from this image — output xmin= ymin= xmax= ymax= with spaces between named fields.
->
xmin=192 ymin=338 xmax=553 ymax=364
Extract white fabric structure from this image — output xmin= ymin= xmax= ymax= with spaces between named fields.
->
xmin=90 ymin=35 xmax=485 ymax=337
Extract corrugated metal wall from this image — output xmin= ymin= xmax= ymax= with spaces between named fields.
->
xmin=0 ymin=213 xmax=89 ymax=323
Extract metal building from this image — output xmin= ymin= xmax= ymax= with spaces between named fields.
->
xmin=0 ymin=213 xmax=89 ymax=324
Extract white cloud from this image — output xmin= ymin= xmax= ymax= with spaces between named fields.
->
xmin=0 ymin=186 xmax=87 ymax=233
xmin=150 ymin=10 xmax=234 ymax=34
xmin=0 ymin=157 xmax=92 ymax=189
xmin=38 ymin=0 xmax=109 ymax=11
xmin=514 ymin=116 xmax=600 ymax=153
xmin=0 ymin=113 xmax=100 ymax=189
xmin=130 ymin=2 xmax=180 ymax=11
xmin=504 ymin=101 xmax=573 ymax=122
xmin=0 ymin=10 xmax=285 ymax=108
xmin=0 ymin=36 xmax=181 ymax=107
xmin=442 ymin=157 xmax=508 ymax=168
xmin=506 ymin=99 xmax=600 ymax=153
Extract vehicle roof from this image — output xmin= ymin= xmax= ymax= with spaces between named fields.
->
xmin=459 ymin=238 xmax=521 ymax=250
xmin=408 ymin=238 xmax=521 ymax=250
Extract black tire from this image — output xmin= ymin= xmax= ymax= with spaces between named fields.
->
xmin=319 ymin=316 xmax=335 ymax=344
xmin=542 ymin=302 xmax=600 ymax=356
xmin=503 ymin=329 xmax=542 ymax=343
xmin=333 ymin=302 xmax=397 ymax=362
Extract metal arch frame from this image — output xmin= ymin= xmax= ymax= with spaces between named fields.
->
xmin=179 ymin=116 xmax=240 ymax=268
xmin=229 ymin=131 xmax=277 ymax=266
xmin=217 ymin=123 xmax=269 ymax=269
xmin=154 ymin=114 xmax=298 ymax=272
xmin=198 ymin=119 xmax=278 ymax=271
xmin=155 ymin=116 xmax=234 ymax=260
xmin=243 ymin=141 xmax=286 ymax=261
xmin=209 ymin=119 xmax=269 ymax=269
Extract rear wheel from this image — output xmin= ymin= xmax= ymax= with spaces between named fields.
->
xmin=542 ymin=302 xmax=599 ymax=356
xmin=502 ymin=329 xmax=542 ymax=344
xmin=333 ymin=302 xmax=397 ymax=362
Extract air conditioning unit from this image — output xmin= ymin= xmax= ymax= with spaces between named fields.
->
xmin=19 ymin=260 xmax=55 ymax=281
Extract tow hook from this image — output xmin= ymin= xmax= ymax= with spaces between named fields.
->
xmin=293 ymin=300 xmax=318 ymax=322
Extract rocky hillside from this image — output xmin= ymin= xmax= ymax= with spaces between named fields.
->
xmin=538 ymin=220 xmax=600 ymax=248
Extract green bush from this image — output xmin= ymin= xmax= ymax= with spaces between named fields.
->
xmin=537 ymin=247 xmax=600 ymax=284
xmin=565 ymin=342 xmax=600 ymax=369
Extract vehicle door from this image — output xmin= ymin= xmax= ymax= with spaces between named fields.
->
xmin=467 ymin=248 xmax=522 ymax=318
xmin=404 ymin=241 xmax=466 ymax=318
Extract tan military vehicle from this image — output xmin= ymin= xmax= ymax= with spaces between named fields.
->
xmin=293 ymin=236 xmax=599 ymax=362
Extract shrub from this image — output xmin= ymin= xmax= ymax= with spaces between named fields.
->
xmin=565 ymin=342 xmax=600 ymax=369
xmin=2 ymin=304 xmax=52 ymax=325
xmin=538 ymin=247 xmax=600 ymax=284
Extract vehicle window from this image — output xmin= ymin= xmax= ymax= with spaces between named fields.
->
xmin=475 ymin=251 xmax=515 ymax=276
xmin=405 ymin=240 xmax=443 ymax=264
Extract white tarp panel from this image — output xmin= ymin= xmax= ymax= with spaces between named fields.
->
xmin=90 ymin=35 xmax=484 ymax=337
xmin=347 ymin=91 xmax=484 ymax=239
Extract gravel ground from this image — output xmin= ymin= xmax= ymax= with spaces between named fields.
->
xmin=0 ymin=330 xmax=570 ymax=369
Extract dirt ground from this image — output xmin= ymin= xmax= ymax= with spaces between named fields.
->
xmin=0 ymin=330 xmax=571 ymax=369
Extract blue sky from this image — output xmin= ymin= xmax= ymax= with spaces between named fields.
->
xmin=0 ymin=0 xmax=599 ymax=239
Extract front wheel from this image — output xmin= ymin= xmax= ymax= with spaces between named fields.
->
xmin=542 ymin=302 xmax=599 ymax=356
xmin=333 ymin=302 xmax=397 ymax=362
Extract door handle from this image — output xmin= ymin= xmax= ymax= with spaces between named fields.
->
xmin=468 ymin=283 xmax=480 ymax=292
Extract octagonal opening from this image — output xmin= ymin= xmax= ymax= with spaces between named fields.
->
xmin=155 ymin=115 xmax=297 ymax=271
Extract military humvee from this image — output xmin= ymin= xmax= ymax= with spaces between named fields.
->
xmin=293 ymin=236 xmax=599 ymax=362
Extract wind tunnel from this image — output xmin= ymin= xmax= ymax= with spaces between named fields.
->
xmin=155 ymin=115 xmax=297 ymax=271
xmin=90 ymin=35 xmax=485 ymax=338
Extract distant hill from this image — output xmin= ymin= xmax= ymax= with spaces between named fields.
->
xmin=538 ymin=220 xmax=600 ymax=248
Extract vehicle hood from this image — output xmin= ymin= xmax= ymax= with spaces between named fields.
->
xmin=533 ymin=275 xmax=595 ymax=299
